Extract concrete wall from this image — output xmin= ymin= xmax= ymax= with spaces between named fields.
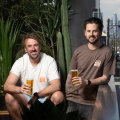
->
xmin=69 ymin=0 xmax=94 ymax=53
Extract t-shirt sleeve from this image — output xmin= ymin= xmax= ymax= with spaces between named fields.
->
xmin=10 ymin=59 xmax=22 ymax=77
xmin=103 ymin=50 xmax=116 ymax=75
xmin=70 ymin=50 xmax=78 ymax=70
xmin=47 ymin=59 xmax=60 ymax=81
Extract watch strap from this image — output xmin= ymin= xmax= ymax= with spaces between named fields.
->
xmin=88 ymin=80 xmax=91 ymax=85
xmin=33 ymin=92 xmax=39 ymax=99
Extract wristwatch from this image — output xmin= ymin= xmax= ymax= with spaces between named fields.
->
xmin=88 ymin=80 xmax=91 ymax=85
xmin=33 ymin=92 xmax=39 ymax=99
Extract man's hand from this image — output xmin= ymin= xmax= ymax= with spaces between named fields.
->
xmin=20 ymin=84 xmax=31 ymax=94
xmin=72 ymin=77 xmax=87 ymax=86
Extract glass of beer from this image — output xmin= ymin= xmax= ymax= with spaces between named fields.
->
xmin=26 ymin=79 xmax=33 ymax=95
xmin=71 ymin=69 xmax=78 ymax=78
xmin=71 ymin=69 xmax=78 ymax=86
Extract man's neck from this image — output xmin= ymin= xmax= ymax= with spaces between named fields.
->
xmin=88 ymin=41 xmax=101 ymax=50
xmin=29 ymin=56 xmax=40 ymax=67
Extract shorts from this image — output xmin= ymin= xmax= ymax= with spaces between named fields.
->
xmin=24 ymin=94 xmax=47 ymax=103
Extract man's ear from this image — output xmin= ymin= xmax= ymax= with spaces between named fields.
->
xmin=25 ymin=48 xmax=27 ymax=53
xmin=39 ymin=44 xmax=41 ymax=51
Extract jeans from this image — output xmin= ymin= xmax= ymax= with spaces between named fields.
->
xmin=66 ymin=100 xmax=94 ymax=120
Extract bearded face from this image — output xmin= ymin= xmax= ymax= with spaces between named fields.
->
xmin=84 ymin=23 xmax=102 ymax=45
xmin=24 ymin=38 xmax=41 ymax=60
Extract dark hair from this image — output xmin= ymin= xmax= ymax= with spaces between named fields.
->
xmin=22 ymin=33 xmax=41 ymax=47
xmin=84 ymin=17 xmax=104 ymax=31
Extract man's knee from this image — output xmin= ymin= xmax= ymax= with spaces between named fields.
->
xmin=5 ymin=93 xmax=16 ymax=104
xmin=5 ymin=93 xmax=27 ymax=106
xmin=50 ymin=91 xmax=64 ymax=105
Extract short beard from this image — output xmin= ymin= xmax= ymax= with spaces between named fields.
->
xmin=29 ymin=54 xmax=39 ymax=60
xmin=28 ymin=52 xmax=40 ymax=60
xmin=88 ymin=38 xmax=99 ymax=45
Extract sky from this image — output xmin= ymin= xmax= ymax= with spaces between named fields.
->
xmin=100 ymin=0 xmax=120 ymax=31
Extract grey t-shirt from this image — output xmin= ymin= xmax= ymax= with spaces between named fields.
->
xmin=66 ymin=44 xmax=115 ymax=105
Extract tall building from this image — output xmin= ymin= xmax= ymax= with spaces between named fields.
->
xmin=109 ymin=19 xmax=114 ymax=41
xmin=107 ymin=13 xmax=120 ymax=52
xmin=113 ymin=13 xmax=118 ymax=25
xmin=111 ymin=13 xmax=120 ymax=39
xmin=92 ymin=0 xmax=102 ymax=19
xmin=118 ymin=20 xmax=120 ymax=38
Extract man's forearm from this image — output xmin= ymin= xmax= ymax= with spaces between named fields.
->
xmin=4 ymin=84 xmax=21 ymax=94
xmin=38 ymin=84 xmax=60 ymax=98
xmin=88 ymin=75 xmax=111 ymax=86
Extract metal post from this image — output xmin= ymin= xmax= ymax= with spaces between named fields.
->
xmin=107 ymin=19 xmax=110 ymax=46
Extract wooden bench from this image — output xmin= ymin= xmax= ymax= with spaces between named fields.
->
xmin=0 ymin=111 xmax=9 ymax=115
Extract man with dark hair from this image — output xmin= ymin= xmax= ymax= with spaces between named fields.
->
xmin=4 ymin=33 xmax=64 ymax=120
xmin=84 ymin=17 xmax=104 ymax=31
xmin=66 ymin=17 xmax=115 ymax=120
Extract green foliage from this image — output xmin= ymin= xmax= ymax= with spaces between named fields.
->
xmin=57 ymin=31 xmax=66 ymax=92
xmin=0 ymin=17 xmax=22 ymax=93
xmin=57 ymin=0 xmax=72 ymax=92
xmin=61 ymin=0 xmax=72 ymax=74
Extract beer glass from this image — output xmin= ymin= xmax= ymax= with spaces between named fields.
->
xmin=71 ymin=69 xmax=78 ymax=86
xmin=26 ymin=79 xmax=33 ymax=95
xmin=71 ymin=69 xmax=78 ymax=78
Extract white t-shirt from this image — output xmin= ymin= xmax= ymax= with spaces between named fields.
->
xmin=11 ymin=52 xmax=60 ymax=94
